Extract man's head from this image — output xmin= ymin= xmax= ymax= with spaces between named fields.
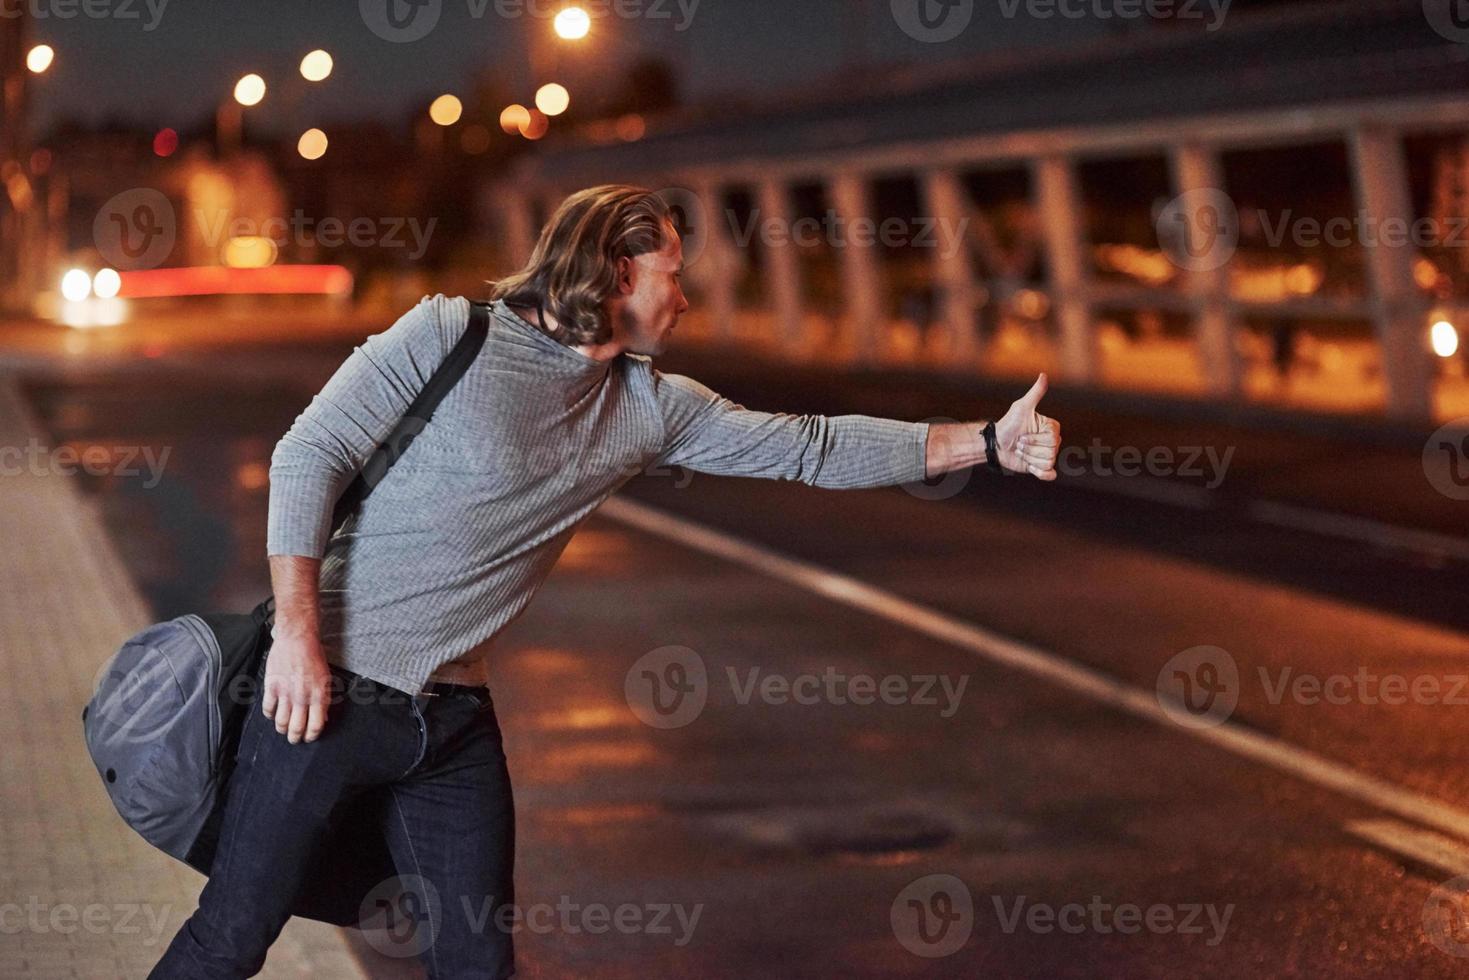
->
xmin=488 ymin=185 xmax=690 ymax=358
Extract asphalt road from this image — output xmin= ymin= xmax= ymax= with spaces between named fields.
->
xmin=17 ymin=335 xmax=1469 ymax=978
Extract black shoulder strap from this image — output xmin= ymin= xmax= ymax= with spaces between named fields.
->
xmin=328 ymin=300 xmax=492 ymax=531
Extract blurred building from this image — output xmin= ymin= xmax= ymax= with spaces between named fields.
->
xmin=0 ymin=13 xmax=43 ymax=313
xmin=496 ymin=0 xmax=1469 ymax=422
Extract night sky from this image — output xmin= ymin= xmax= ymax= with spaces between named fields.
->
xmin=27 ymin=0 xmax=1113 ymax=137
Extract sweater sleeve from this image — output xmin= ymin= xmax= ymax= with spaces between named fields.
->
xmin=649 ymin=369 xmax=931 ymax=489
xmin=266 ymin=293 xmax=468 ymax=558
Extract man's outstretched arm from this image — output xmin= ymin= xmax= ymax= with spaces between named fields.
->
xmin=649 ymin=369 xmax=1059 ymax=487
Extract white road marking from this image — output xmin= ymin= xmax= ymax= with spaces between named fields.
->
xmin=1248 ymin=499 xmax=1469 ymax=564
xmin=1346 ymin=819 xmax=1469 ymax=878
xmin=601 ymin=496 xmax=1469 ymax=842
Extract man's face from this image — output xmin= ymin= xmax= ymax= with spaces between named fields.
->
xmin=613 ymin=221 xmax=689 ymax=357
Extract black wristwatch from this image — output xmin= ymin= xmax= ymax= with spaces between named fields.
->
xmin=982 ymin=420 xmax=1002 ymax=474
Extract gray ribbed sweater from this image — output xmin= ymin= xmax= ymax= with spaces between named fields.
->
xmin=267 ymin=294 xmax=931 ymax=695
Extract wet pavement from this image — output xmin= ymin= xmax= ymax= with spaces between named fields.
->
xmin=14 ymin=333 xmax=1469 ymax=978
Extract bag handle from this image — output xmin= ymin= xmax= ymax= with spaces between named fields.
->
xmin=329 ymin=299 xmax=491 ymax=531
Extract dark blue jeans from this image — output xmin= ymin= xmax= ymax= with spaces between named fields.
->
xmin=150 ymin=660 xmax=516 ymax=979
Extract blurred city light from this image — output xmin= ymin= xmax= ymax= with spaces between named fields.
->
xmin=1431 ymin=319 xmax=1459 ymax=359
xmin=115 ymin=265 xmax=352 ymax=298
xmin=554 ymin=7 xmax=591 ymax=40
xmin=152 ymin=128 xmax=179 ymax=157
xmin=222 ymin=236 xmax=279 ymax=269
xmin=60 ymin=269 xmax=91 ymax=302
xmin=300 ymin=49 xmax=333 ymax=82
xmin=536 ymin=83 xmax=570 ymax=117
xmin=91 ymin=268 xmax=121 ymax=299
xmin=500 ymin=104 xmax=531 ymax=135
xmin=614 ymin=113 xmax=645 ymax=141
xmin=429 ymin=94 xmax=463 ymax=126
xmin=297 ymin=128 xmax=328 ymax=160
xmin=520 ymin=109 xmax=550 ymax=140
xmin=233 ymin=74 xmax=266 ymax=107
xmin=26 ymin=45 xmax=53 ymax=74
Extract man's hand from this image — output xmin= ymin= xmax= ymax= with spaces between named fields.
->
xmin=262 ymin=628 xmax=332 ymax=744
xmin=993 ymin=373 xmax=1061 ymax=480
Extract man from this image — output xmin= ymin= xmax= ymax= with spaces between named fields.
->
xmin=151 ymin=185 xmax=1060 ymax=978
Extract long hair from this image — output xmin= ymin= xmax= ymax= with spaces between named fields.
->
xmin=488 ymin=185 xmax=675 ymax=346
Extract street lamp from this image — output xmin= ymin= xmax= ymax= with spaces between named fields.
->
xmin=25 ymin=45 xmax=54 ymax=74
xmin=218 ymin=73 xmax=265 ymax=157
xmin=554 ymin=7 xmax=591 ymax=40
xmin=300 ymin=49 xmax=333 ymax=82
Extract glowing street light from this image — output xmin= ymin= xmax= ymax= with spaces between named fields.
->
xmin=92 ymin=268 xmax=122 ymax=299
xmin=536 ymin=83 xmax=570 ymax=116
xmin=301 ymin=49 xmax=333 ymax=82
xmin=554 ymin=7 xmax=591 ymax=40
xmin=429 ymin=94 xmax=463 ymax=126
xmin=61 ymin=268 xmax=91 ymax=302
xmin=499 ymin=104 xmax=531 ymax=135
xmin=26 ymin=45 xmax=54 ymax=74
xmin=1431 ymin=319 xmax=1460 ymax=359
xmin=234 ymin=73 xmax=266 ymax=107
xmin=298 ymin=128 xmax=328 ymax=160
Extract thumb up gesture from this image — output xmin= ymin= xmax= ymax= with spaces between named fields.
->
xmin=993 ymin=373 xmax=1061 ymax=480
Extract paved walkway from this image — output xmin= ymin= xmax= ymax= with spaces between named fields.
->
xmin=0 ymin=375 xmax=366 ymax=979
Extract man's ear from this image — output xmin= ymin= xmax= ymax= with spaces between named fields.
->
xmin=614 ymin=255 xmax=636 ymax=296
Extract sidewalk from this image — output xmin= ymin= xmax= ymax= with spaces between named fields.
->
xmin=0 ymin=375 xmax=365 ymax=979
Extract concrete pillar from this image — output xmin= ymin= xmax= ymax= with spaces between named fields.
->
xmin=827 ymin=170 xmax=884 ymax=365
xmin=1350 ymin=127 xmax=1434 ymax=421
xmin=1033 ymin=155 xmax=1094 ymax=382
xmin=756 ymin=177 xmax=806 ymax=355
xmin=921 ymin=167 xmax=981 ymax=366
xmin=687 ymin=178 xmax=738 ymax=343
xmin=1169 ymin=143 xmax=1240 ymax=398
